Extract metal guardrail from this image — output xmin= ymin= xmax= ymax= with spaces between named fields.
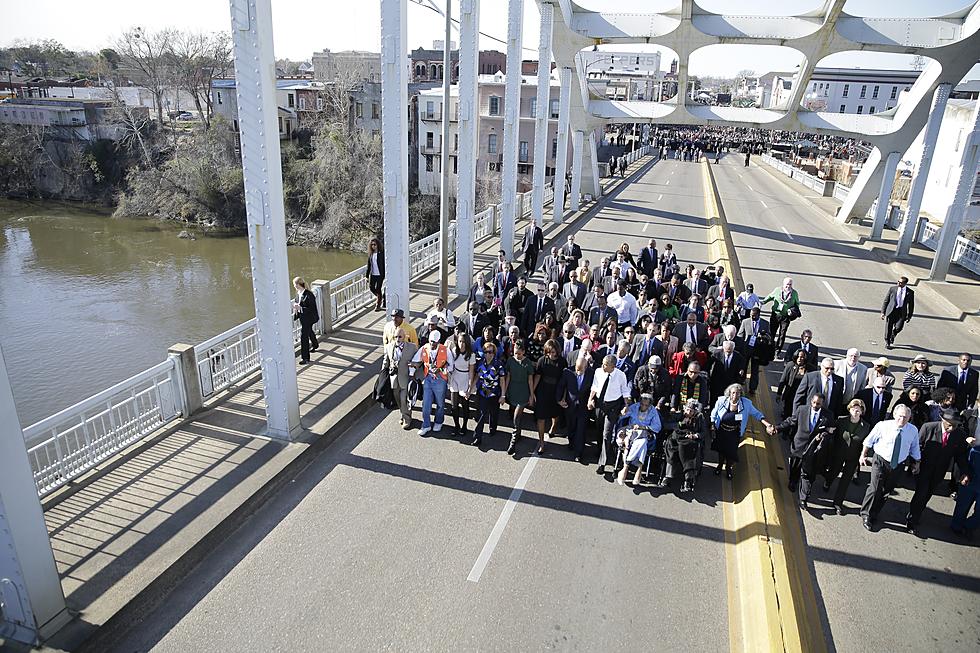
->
xmin=832 ymin=182 xmax=851 ymax=202
xmin=24 ymin=360 xmax=181 ymax=497
xmin=20 ymin=153 xmax=642 ymax=497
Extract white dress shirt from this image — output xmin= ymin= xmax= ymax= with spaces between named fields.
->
xmin=863 ymin=419 xmax=922 ymax=464
xmin=369 ymin=253 xmax=380 ymax=276
xmin=608 ymin=292 xmax=639 ymax=326
xmin=591 ymin=367 xmax=630 ymax=403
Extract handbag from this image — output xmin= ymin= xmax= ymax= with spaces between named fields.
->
xmin=788 ymin=305 xmax=802 ymax=321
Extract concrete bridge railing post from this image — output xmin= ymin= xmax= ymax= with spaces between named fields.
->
xmin=311 ymin=279 xmax=331 ymax=334
xmin=167 ymin=343 xmax=203 ymax=417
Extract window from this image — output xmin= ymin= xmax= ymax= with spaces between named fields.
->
xmin=839 ymin=104 xmax=845 ymax=113
xmin=811 ymin=82 xmax=817 ymax=92
xmin=872 ymin=85 xmax=879 ymax=99
xmin=518 ymin=140 xmax=529 ymax=163
xmin=489 ymin=96 xmax=500 ymax=115
xmin=488 ymin=133 xmax=498 ymax=154
xmin=278 ymin=116 xmax=283 ymax=132
xmin=425 ymin=155 xmax=433 ymax=172
xmin=529 ymin=98 xmax=536 ymax=118
xmin=426 ymin=100 xmax=434 ymax=119
xmin=550 ymin=99 xmax=559 ymax=118
xmin=217 ymin=91 xmax=223 ymax=105
xmin=842 ymin=84 xmax=849 ymax=98
xmin=316 ymin=97 xmax=324 ymax=111
xmin=454 ymin=133 xmax=458 ymax=151
xmin=859 ymin=85 xmax=866 ymax=98
xmin=551 ymin=138 xmax=558 ymax=159
xmin=890 ymin=86 xmax=897 ymax=100
xmin=372 ymin=103 xmax=379 ymax=119
xmin=298 ymin=97 xmax=306 ymax=110
xmin=233 ymin=119 xmax=239 ymax=130
xmin=288 ymin=93 xmax=295 ymax=108
xmin=452 ymin=156 xmax=457 ymax=174
xmin=856 ymin=105 xmax=863 ymax=114
xmin=426 ymin=131 xmax=434 ymax=148
xmin=355 ymin=102 xmax=363 ymax=118
xmin=869 ymin=106 xmax=876 ymax=114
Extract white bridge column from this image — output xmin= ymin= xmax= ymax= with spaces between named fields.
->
xmin=454 ymin=0 xmax=480 ymax=296
xmin=0 ymin=345 xmax=71 ymax=645
xmin=228 ymin=0 xmax=300 ymax=438
xmin=530 ymin=2 xmax=553 ymax=227
xmin=588 ymin=130 xmax=601 ymax=197
xmin=380 ymin=0 xmax=410 ymax=312
xmin=552 ymin=66 xmax=571 ymax=224
xmin=870 ymin=151 xmax=901 ymax=240
xmin=930 ymin=100 xmax=980 ymax=281
xmin=897 ymin=83 xmax=952 ymax=259
xmin=570 ymin=129 xmax=584 ymax=211
xmin=500 ymin=0 xmax=524 ymax=259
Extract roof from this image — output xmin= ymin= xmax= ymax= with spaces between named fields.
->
xmin=211 ymin=78 xmax=313 ymax=90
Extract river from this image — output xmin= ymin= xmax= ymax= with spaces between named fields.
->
xmin=0 ymin=200 xmax=364 ymax=426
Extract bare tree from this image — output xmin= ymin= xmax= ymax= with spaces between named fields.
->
xmin=170 ymin=31 xmax=232 ymax=129
xmin=116 ymin=27 xmax=176 ymax=125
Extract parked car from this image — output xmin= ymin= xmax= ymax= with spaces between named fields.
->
xmin=177 ymin=112 xmax=195 ymax=121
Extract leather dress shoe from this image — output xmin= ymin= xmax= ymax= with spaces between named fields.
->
xmin=863 ymin=519 xmax=874 ymax=532
xmin=833 ymin=504 xmax=844 ymax=516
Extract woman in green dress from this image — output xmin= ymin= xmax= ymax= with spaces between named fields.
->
xmin=506 ymin=340 xmax=535 ymax=455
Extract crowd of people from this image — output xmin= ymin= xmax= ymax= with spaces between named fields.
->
xmin=371 ymin=167 xmax=979 ymax=540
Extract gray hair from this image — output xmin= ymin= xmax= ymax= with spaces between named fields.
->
xmin=602 ymin=354 xmax=617 ymax=367
xmin=893 ymin=404 xmax=911 ymax=418
xmin=724 ymin=383 xmax=744 ymax=400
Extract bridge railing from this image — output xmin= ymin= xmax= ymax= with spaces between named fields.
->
xmin=24 ymin=360 xmax=182 ymax=498
xmin=20 ymin=152 xmax=645 ymax=497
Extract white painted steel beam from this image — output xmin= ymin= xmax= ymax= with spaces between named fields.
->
xmin=870 ymin=151 xmax=901 ymax=241
xmin=228 ymin=0 xmax=301 ymax=439
xmin=455 ymin=0 xmax=480 ymax=296
xmin=552 ymin=66 xmax=572 ymax=224
xmin=438 ymin=0 xmax=452 ymax=300
xmin=531 ymin=2 xmax=554 ymax=228
xmin=0 ymin=344 xmax=70 ymax=645
xmin=381 ymin=0 xmax=411 ymax=312
xmin=930 ymin=100 xmax=980 ymax=280
xmin=500 ymin=0 xmax=525 ymax=259
xmin=570 ymin=129 xmax=583 ymax=211
xmin=897 ymin=83 xmax=952 ymax=259
xmin=588 ymin=130 xmax=601 ymax=197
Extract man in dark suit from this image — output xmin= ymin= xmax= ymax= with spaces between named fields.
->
xmin=521 ymin=283 xmax=555 ymax=335
xmin=708 ymin=325 xmax=745 ymax=356
xmin=548 ymin=257 xmax=573 ymax=288
xmin=556 ymin=323 xmax=582 ymax=361
xmin=737 ymin=306 xmax=771 ymax=393
xmin=794 ymin=357 xmax=845 ymax=416
xmin=708 ymin=341 xmax=746 ymax=400
xmin=590 ymin=257 xmax=613 ymax=290
xmin=855 ymin=378 xmax=893 ymax=427
xmin=493 ymin=264 xmax=518 ymax=303
xmin=521 ymin=222 xmax=544 ymax=274
xmin=557 ymin=357 xmax=595 ymax=462
xmin=505 ymin=276 xmax=532 ymax=326
xmin=684 ymin=269 xmax=708 ymax=298
xmin=638 ymin=238 xmax=659 ymax=277
xmin=783 ymin=329 xmax=819 ymax=371
xmin=778 ymin=392 xmax=835 ymax=507
xmin=672 ymin=312 xmax=709 ymax=351
xmin=613 ymin=341 xmax=636 ymax=386
xmin=461 ymin=301 xmax=491 ymax=338
xmin=292 ymin=278 xmax=320 ymax=364
xmin=707 ymin=275 xmax=735 ymax=304
xmin=588 ymin=293 xmax=618 ymax=331
xmin=880 ymin=276 xmax=914 ymax=349
xmin=632 ymin=323 xmax=664 ymax=365
xmin=906 ymin=410 xmax=971 ymax=532
xmin=562 ymin=270 xmax=587 ymax=308
xmin=937 ymin=353 xmax=979 ymax=410
xmin=665 ymin=274 xmax=691 ymax=306
xmin=560 ymin=234 xmax=583 ymax=267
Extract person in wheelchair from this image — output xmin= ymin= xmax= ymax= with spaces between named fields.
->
xmin=614 ymin=393 xmax=662 ymax=486
xmin=662 ymin=399 xmax=708 ymax=492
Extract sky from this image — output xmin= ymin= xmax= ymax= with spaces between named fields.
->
xmin=1 ymin=0 xmax=978 ymax=79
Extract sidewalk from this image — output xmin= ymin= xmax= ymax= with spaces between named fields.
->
xmin=38 ymin=155 xmax=657 ymax=652
xmin=754 ymin=158 xmax=980 ymax=323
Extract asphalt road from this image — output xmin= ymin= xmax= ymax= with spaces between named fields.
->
xmin=713 ymin=155 xmax=980 ymax=653
xmin=105 ymin=159 xmax=732 ymax=652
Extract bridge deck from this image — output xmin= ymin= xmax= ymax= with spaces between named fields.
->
xmin=37 ymin=153 xmax=980 ymax=653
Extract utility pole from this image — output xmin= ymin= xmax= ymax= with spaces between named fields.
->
xmin=438 ymin=1 xmax=452 ymax=301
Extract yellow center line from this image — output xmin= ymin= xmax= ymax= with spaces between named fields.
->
xmin=703 ymin=161 xmax=828 ymax=653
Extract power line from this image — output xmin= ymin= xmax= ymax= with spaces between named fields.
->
xmin=408 ymin=0 xmax=538 ymax=55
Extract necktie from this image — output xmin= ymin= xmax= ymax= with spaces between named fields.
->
xmin=810 ymin=411 xmax=817 ymax=431
xmin=874 ymin=394 xmax=881 ymax=420
xmin=823 ymin=376 xmax=830 ymax=398
xmin=689 ymin=326 xmax=695 ymax=343
xmin=961 ymin=371 xmax=967 ymax=387
xmin=942 ymin=430 xmax=950 ymax=447
xmin=890 ymin=429 xmax=903 ymax=467
xmin=725 ymin=355 xmax=731 ymax=370
xmin=538 ymin=299 xmax=543 ymax=316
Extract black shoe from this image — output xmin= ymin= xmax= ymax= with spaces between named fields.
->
xmin=714 ymin=467 xmax=722 ymax=476
xmin=885 ymin=343 xmax=892 ymax=350
xmin=834 ymin=504 xmax=844 ymax=516
xmin=951 ymin=527 xmax=968 ymax=538
xmin=863 ymin=519 xmax=874 ymax=532
xmin=726 ymin=469 xmax=734 ymax=480
xmin=595 ymin=465 xmax=606 ymax=475
xmin=507 ymin=439 xmax=517 ymax=455
xmin=822 ymin=481 xmax=832 ymax=492
xmin=905 ymin=521 xmax=916 ymax=534
xmin=469 ymin=436 xmax=481 ymax=446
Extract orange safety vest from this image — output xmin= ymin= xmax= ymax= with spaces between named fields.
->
xmin=421 ymin=344 xmax=449 ymax=380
